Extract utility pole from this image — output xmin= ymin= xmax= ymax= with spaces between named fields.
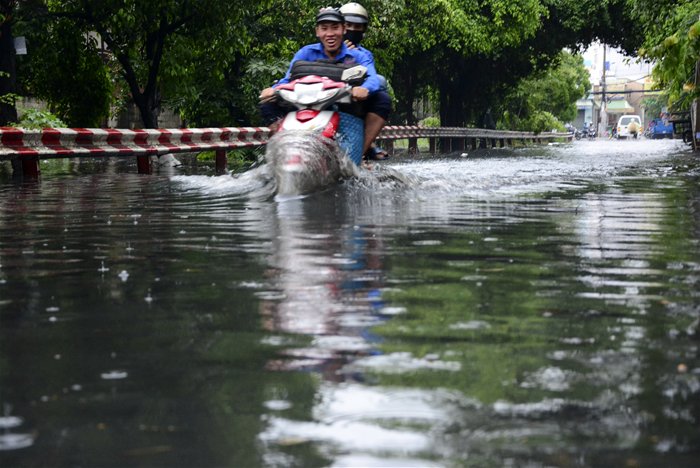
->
xmin=598 ymin=44 xmax=608 ymax=137
xmin=693 ymin=57 xmax=699 ymax=151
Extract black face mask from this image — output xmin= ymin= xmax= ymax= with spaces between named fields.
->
xmin=344 ymin=30 xmax=364 ymax=46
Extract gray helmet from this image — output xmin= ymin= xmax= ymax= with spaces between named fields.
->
xmin=339 ymin=2 xmax=369 ymax=24
xmin=316 ymin=7 xmax=344 ymax=24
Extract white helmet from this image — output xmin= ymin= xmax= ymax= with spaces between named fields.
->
xmin=339 ymin=2 xmax=369 ymax=24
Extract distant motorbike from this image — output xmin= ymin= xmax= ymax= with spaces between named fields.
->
xmin=264 ymin=64 xmax=367 ymax=197
xmin=580 ymin=126 xmax=596 ymax=139
xmin=565 ymin=124 xmax=581 ymax=140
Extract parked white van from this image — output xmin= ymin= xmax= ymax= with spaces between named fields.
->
xmin=616 ymin=115 xmax=642 ymax=138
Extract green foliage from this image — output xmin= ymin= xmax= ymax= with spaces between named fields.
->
xmin=498 ymin=52 xmax=589 ymax=131
xmin=634 ymin=1 xmax=700 ymax=108
xmin=0 ymin=92 xmax=18 ymax=106
xmin=12 ymin=107 xmax=66 ymax=128
xmin=2 ymin=0 xmax=675 ymax=132
xmin=196 ymin=148 xmax=262 ymax=170
xmin=419 ymin=116 xmax=440 ymax=127
xmin=642 ymin=93 xmax=669 ymax=117
xmin=17 ymin=18 xmax=112 ymax=127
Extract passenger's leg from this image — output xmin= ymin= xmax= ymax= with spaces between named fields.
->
xmin=363 ymin=91 xmax=391 ymax=156
xmin=363 ymin=112 xmax=385 ymax=155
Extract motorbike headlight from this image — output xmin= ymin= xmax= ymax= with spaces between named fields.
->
xmin=316 ymin=88 xmax=340 ymax=102
xmin=277 ymin=89 xmax=297 ymax=104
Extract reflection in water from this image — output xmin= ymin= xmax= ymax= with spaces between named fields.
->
xmin=254 ymin=140 xmax=700 ymax=465
xmin=0 ymin=406 xmax=35 ymax=451
xmin=259 ymin=199 xmax=386 ymax=375
xmin=1 ymin=139 xmax=699 ymax=466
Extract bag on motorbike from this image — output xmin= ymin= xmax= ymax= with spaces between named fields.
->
xmin=289 ymin=60 xmax=365 ymax=86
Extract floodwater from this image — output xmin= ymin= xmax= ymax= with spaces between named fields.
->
xmin=1 ymin=139 xmax=699 ymax=467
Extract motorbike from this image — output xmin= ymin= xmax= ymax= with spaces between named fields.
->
xmin=580 ymin=126 xmax=596 ymax=139
xmin=264 ymin=64 xmax=368 ymax=198
xmin=564 ymin=124 xmax=581 ymax=140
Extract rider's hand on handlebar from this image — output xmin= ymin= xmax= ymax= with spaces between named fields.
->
xmin=259 ymin=87 xmax=276 ymax=103
xmin=351 ymin=87 xmax=369 ymax=101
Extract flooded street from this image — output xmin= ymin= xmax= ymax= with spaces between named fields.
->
xmin=1 ymin=138 xmax=699 ymax=466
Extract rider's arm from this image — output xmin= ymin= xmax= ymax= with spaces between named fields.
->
xmin=351 ymin=49 xmax=381 ymax=94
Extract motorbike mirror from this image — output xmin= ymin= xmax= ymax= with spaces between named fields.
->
xmin=341 ymin=65 xmax=367 ymax=83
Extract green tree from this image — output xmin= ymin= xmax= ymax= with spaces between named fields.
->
xmin=634 ymin=0 xmax=700 ymax=108
xmin=641 ymin=93 xmax=669 ymax=119
xmin=0 ymin=0 xmax=18 ymax=126
xmin=17 ymin=16 xmax=112 ymax=126
xmin=33 ymin=0 xmax=264 ymax=128
xmin=163 ymin=0 xmax=317 ymax=127
xmin=499 ymin=52 xmax=590 ymax=132
xmin=379 ymin=0 xmax=642 ymax=127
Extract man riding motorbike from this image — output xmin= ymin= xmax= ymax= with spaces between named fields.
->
xmin=259 ymin=7 xmax=382 ymax=152
xmin=339 ymin=2 xmax=392 ymax=160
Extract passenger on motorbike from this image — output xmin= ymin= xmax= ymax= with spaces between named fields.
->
xmin=339 ymin=2 xmax=392 ymax=160
xmin=259 ymin=8 xmax=382 ymax=140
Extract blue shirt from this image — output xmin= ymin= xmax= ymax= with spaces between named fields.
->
xmin=274 ymin=43 xmax=381 ymax=93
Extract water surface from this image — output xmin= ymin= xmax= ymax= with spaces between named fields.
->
xmin=1 ymin=139 xmax=699 ymax=466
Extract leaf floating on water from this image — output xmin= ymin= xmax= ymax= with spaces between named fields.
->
xmin=264 ymin=399 xmax=293 ymax=411
xmin=276 ymin=436 xmax=310 ymax=446
xmin=101 ymin=371 xmax=128 ymax=380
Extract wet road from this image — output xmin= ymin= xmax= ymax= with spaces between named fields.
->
xmin=1 ymin=138 xmax=699 ymax=466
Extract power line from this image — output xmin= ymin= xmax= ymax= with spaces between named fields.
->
xmin=588 ymin=89 xmax=663 ymax=95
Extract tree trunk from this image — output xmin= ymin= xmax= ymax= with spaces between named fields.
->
xmin=439 ymin=74 xmax=466 ymax=127
xmin=0 ymin=11 xmax=17 ymax=126
xmin=133 ymin=92 xmax=159 ymax=129
xmin=0 ymin=5 xmax=21 ymax=174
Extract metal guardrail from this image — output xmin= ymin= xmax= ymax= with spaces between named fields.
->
xmin=378 ymin=126 xmax=569 ymax=140
xmin=0 ymin=125 xmax=572 ymax=178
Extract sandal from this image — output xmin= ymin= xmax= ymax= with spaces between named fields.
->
xmin=366 ymin=146 xmax=390 ymax=160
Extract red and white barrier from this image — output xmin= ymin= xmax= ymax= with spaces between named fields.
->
xmin=0 ymin=126 xmax=270 ymax=158
xmin=0 ymin=125 xmax=571 ymax=177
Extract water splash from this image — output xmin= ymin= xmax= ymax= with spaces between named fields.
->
xmin=265 ymin=131 xmax=358 ymax=197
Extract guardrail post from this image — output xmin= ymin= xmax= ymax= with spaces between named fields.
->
xmin=20 ymin=156 xmax=40 ymax=179
xmin=470 ymin=138 xmax=477 ymax=150
xmin=136 ymin=155 xmax=151 ymax=174
xmin=439 ymin=137 xmax=450 ymax=153
xmin=408 ymin=137 xmax=418 ymax=154
xmin=499 ymin=139 xmax=505 ymax=148
xmin=454 ymin=138 xmax=465 ymax=152
xmin=490 ymin=138 xmax=496 ymax=148
xmin=692 ymin=98 xmax=699 ymax=151
xmin=215 ymin=149 xmax=227 ymax=174
xmin=429 ymin=137 xmax=436 ymax=154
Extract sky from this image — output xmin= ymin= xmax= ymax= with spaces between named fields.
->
xmin=582 ymin=42 xmax=653 ymax=85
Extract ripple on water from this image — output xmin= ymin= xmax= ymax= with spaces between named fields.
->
xmin=260 ymin=383 xmax=468 ymax=459
xmin=0 ymin=433 xmax=35 ymax=451
xmin=343 ymin=352 xmax=461 ymax=374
